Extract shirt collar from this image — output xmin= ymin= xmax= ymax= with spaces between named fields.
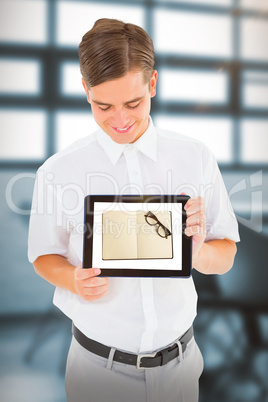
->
xmin=97 ymin=116 xmax=157 ymax=166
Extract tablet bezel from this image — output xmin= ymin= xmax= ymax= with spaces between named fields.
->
xmin=83 ymin=194 xmax=192 ymax=278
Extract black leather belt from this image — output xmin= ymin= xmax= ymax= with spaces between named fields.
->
xmin=73 ymin=324 xmax=193 ymax=369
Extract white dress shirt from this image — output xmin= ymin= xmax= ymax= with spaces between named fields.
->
xmin=28 ymin=117 xmax=240 ymax=354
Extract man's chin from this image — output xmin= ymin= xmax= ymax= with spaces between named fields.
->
xmin=109 ymin=131 xmax=138 ymax=145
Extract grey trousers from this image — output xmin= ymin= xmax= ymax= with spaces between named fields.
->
xmin=65 ymin=335 xmax=204 ymax=402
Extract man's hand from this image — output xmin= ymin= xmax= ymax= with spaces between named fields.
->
xmin=182 ymin=195 xmax=236 ymax=274
xmin=184 ymin=196 xmax=206 ymax=265
xmin=74 ymin=264 xmax=109 ymax=302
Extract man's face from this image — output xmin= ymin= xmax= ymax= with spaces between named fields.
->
xmin=82 ymin=70 xmax=157 ymax=144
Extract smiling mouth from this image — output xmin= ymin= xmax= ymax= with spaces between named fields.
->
xmin=111 ymin=122 xmax=135 ymax=133
xmin=116 ymin=127 xmax=130 ymax=131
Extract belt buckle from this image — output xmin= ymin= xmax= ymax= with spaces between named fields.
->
xmin=136 ymin=351 xmax=157 ymax=370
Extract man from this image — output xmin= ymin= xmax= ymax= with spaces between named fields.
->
xmin=28 ymin=19 xmax=240 ymax=402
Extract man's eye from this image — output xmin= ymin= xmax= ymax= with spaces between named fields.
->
xmin=99 ymin=106 xmax=111 ymax=111
xmin=127 ymin=102 xmax=140 ymax=109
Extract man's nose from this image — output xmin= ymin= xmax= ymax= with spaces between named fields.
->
xmin=112 ymin=109 xmax=130 ymax=128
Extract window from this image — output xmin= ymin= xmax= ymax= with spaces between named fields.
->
xmin=242 ymin=70 xmax=268 ymax=109
xmin=240 ymin=119 xmax=268 ymax=163
xmin=156 ymin=0 xmax=232 ymax=5
xmin=0 ymin=110 xmax=46 ymax=160
xmin=56 ymin=1 xmax=145 ymax=47
xmin=240 ymin=18 xmax=268 ymax=62
xmin=159 ymin=68 xmax=229 ymax=104
xmin=0 ymin=0 xmax=47 ymax=45
xmin=154 ymin=9 xmax=232 ymax=58
xmin=60 ymin=62 xmax=83 ymax=97
xmin=55 ymin=111 xmax=97 ymax=151
xmin=154 ymin=115 xmax=233 ymax=163
xmin=0 ymin=59 xmax=41 ymax=95
xmin=239 ymin=0 xmax=268 ymax=12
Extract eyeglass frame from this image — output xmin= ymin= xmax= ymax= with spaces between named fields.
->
xmin=144 ymin=211 xmax=172 ymax=239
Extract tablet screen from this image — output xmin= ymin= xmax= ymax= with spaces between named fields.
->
xmin=83 ymin=195 xmax=191 ymax=278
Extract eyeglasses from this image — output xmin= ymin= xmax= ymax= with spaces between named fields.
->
xmin=144 ymin=211 xmax=172 ymax=239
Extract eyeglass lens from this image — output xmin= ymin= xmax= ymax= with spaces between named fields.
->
xmin=144 ymin=211 xmax=171 ymax=239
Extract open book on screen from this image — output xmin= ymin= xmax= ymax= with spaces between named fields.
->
xmin=102 ymin=210 xmax=173 ymax=260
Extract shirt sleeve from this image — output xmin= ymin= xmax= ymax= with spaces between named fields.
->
xmin=28 ymin=166 xmax=70 ymax=263
xmin=202 ymin=146 xmax=240 ymax=243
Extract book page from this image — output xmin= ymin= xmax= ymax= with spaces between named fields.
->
xmin=102 ymin=211 xmax=138 ymax=260
xmin=136 ymin=211 xmax=173 ymax=259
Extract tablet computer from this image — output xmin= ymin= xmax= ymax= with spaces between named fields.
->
xmin=83 ymin=194 xmax=192 ymax=278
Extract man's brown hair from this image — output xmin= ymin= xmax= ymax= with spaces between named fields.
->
xmin=78 ymin=18 xmax=155 ymax=88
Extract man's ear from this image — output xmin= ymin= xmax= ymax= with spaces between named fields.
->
xmin=150 ymin=70 xmax=158 ymax=98
xmin=82 ymin=78 xmax=91 ymax=103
